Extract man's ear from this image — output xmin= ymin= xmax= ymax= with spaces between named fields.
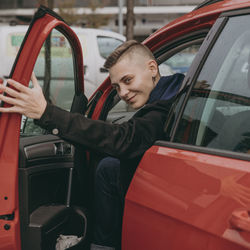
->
xmin=148 ymin=60 xmax=158 ymax=77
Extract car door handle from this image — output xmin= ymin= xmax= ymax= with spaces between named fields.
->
xmin=24 ymin=141 xmax=73 ymax=160
xmin=230 ymin=209 xmax=250 ymax=232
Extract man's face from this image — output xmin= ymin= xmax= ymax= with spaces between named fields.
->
xmin=109 ymin=55 xmax=156 ymax=109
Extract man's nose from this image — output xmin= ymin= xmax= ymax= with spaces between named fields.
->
xmin=119 ymin=86 xmax=129 ymax=99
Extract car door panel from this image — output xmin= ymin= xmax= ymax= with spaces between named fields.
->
xmin=0 ymin=6 xmax=85 ymax=250
xmin=18 ymin=135 xmax=78 ymax=250
xmin=124 ymin=145 xmax=250 ymax=250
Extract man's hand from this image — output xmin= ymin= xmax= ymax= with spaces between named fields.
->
xmin=0 ymin=72 xmax=47 ymax=119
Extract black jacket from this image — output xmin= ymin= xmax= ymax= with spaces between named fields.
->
xmin=35 ymin=99 xmax=174 ymax=193
xmin=35 ymin=99 xmax=173 ymax=160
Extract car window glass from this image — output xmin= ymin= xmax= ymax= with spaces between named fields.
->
xmin=97 ymin=36 xmax=124 ymax=59
xmin=4 ymin=30 xmax=26 ymax=79
xmin=162 ymin=45 xmax=200 ymax=75
xmin=174 ymin=15 xmax=250 ymax=154
xmin=21 ymin=29 xmax=75 ymax=135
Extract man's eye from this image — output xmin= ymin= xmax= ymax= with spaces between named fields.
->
xmin=124 ymin=78 xmax=131 ymax=84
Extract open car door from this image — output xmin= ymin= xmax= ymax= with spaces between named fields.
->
xmin=0 ymin=6 xmax=88 ymax=250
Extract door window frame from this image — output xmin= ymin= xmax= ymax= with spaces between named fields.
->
xmin=158 ymin=8 xmax=250 ymax=162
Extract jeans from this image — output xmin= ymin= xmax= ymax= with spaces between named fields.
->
xmin=93 ymin=157 xmax=123 ymax=250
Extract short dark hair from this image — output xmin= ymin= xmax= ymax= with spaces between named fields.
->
xmin=104 ymin=40 xmax=155 ymax=69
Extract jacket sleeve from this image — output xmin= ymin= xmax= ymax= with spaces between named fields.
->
xmin=34 ymin=100 xmax=172 ymax=159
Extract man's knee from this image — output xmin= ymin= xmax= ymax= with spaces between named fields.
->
xmin=95 ymin=157 xmax=120 ymax=182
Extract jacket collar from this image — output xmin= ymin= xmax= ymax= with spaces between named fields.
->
xmin=147 ymin=73 xmax=184 ymax=104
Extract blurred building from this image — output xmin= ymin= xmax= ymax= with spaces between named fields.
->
xmin=0 ymin=0 xmax=202 ymax=40
xmin=0 ymin=0 xmax=202 ymax=8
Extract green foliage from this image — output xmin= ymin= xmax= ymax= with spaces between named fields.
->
xmin=58 ymin=0 xmax=81 ymax=25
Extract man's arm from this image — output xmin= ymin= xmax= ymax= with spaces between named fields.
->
xmin=0 ymin=75 xmax=172 ymax=159
xmin=35 ymin=100 xmax=171 ymax=159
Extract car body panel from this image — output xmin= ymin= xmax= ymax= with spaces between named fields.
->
xmin=122 ymin=2 xmax=250 ymax=250
xmin=124 ymin=146 xmax=250 ymax=249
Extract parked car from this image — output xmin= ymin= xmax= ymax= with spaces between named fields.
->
xmin=0 ymin=24 xmax=125 ymax=98
xmin=165 ymin=51 xmax=196 ymax=74
xmin=1 ymin=1 xmax=250 ymax=250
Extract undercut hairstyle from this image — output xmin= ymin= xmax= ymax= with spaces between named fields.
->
xmin=104 ymin=40 xmax=156 ymax=69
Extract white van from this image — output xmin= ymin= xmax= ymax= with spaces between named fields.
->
xmin=0 ymin=24 xmax=125 ymax=97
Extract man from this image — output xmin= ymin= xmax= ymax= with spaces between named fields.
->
xmin=92 ymin=41 xmax=183 ymax=250
xmin=0 ymin=40 xmax=184 ymax=250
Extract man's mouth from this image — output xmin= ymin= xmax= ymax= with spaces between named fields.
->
xmin=126 ymin=95 xmax=136 ymax=103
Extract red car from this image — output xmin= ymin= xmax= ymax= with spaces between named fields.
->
xmin=1 ymin=1 xmax=250 ymax=249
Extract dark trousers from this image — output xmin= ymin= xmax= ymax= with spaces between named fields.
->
xmin=93 ymin=157 xmax=123 ymax=249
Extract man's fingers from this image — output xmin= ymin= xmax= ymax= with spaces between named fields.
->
xmin=7 ymin=79 xmax=30 ymax=93
xmin=30 ymin=71 xmax=38 ymax=84
xmin=0 ymin=84 xmax=21 ymax=98
xmin=0 ymin=93 xmax=19 ymax=106
xmin=0 ymin=106 xmax=19 ymax=113
xmin=31 ymin=72 xmax=39 ymax=88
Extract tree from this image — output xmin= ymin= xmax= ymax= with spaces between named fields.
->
xmin=38 ymin=0 xmax=54 ymax=8
xmin=82 ymin=0 xmax=111 ymax=28
xmin=57 ymin=0 xmax=111 ymax=28
xmin=126 ymin=0 xmax=134 ymax=40
xmin=58 ymin=0 xmax=82 ymax=25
